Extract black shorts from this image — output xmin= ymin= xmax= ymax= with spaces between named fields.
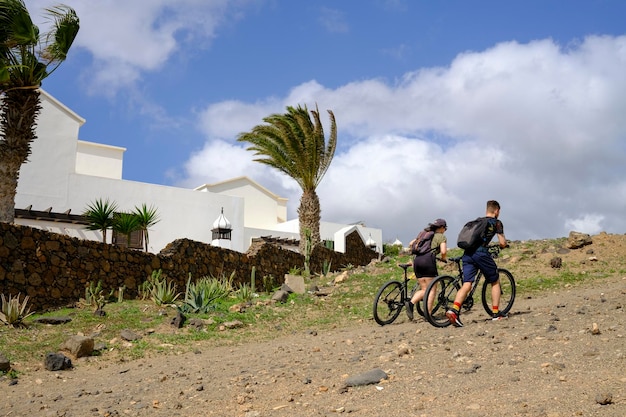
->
xmin=412 ymin=253 xmax=437 ymax=278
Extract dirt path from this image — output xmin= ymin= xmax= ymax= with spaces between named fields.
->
xmin=3 ymin=274 xmax=625 ymax=417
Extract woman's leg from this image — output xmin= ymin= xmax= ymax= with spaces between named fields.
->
xmin=410 ymin=277 xmax=428 ymax=304
xmin=423 ymin=277 xmax=435 ymax=311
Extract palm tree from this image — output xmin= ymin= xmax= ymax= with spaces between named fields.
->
xmin=83 ymin=199 xmax=117 ymax=243
xmin=112 ymin=212 xmax=140 ymax=247
xmin=0 ymin=0 xmax=79 ymax=223
xmin=238 ymin=104 xmax=337 ymax=254
xmin=133 ymin=203 xmax=160 ymax=252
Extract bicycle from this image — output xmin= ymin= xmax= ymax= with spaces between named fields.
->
xmin=422 ymin=245 xmax=516 ymax=327
xmin=372 ymin=262 xmax=425 ymax=326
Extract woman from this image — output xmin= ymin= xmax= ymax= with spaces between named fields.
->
xmin=406 ymin=218 xmax=448 ymax=321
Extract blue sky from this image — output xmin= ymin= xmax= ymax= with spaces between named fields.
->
xmin=26 ymin=0 xmax=626 ymax=246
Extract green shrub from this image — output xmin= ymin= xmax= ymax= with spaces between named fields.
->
xmin=85 ymin=280 xmax=112 ymax=309
xmin=179 ymin=272 xmax=234 ymax=314
xmin=0 ymin=293 xmax=35 ymax=327
xmin=237 ymin=283 xmax=254 ymax=303
xmin=322 ymin=259 xmax=332 ymax=276
xmin=145 ymin=270 xmax=181 ymax=306
xmin=383 ymin=243 xmax=400 ymax=257
xmin=262 ymin=274 xmax=277 ymax=294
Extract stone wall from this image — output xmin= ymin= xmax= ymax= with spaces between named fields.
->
xmin=0 ymin=222 xmax=378 ymax=311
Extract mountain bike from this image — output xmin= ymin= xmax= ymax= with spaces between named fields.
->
xmin=422 ymin=245 xmax=516 ymax=327
xmin=373 ymin=263 xmax=425 ymax=325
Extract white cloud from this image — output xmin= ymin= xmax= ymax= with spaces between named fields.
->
xmin=564 ymin=214 xmax=605 ymax=235
xmin=318 ymin=7 xmax=349 ymax=33
xmin=183 ymin=35 xmax=626 ymax=244
xmin=26 ymin=0 xmax=247 ymax=93
xmin=22 ymin=1 xmax=626 ymax=243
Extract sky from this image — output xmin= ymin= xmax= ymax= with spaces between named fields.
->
xmin=24 ymin=0 xmax=626 ymax=246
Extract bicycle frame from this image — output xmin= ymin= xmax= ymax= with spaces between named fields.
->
xmin=372 ymin=263 xmax=422 ymax=326
xmin=423 ymin=244 xmax=516 ymax=327
xmin=445 ymin=257 xmax=481 ymax=311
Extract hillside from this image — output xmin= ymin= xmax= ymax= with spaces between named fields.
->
xmin=2 ymin=232 xmax=625 ymax=416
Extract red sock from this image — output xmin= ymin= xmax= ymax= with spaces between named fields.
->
xmin=453 ymin=302 xmax=461 ymax=312
xmin=492 ymin=306 xmax=499 ymax=314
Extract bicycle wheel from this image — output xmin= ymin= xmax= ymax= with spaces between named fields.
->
xmin=373 ymin=280 xmax=404 ymax=325
xmin=480 ymin=268 xmax=516 ymax=316
xmin=423 ymin=275 xmax=459 ymax=328
xmin=408 ymin=281 xmax=425 ymax=317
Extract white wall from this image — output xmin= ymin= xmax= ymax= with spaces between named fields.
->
xmin=255 ymin=219 xmax=383 ymax=253
xmin=76 ymin=141 xmax=125 ymax=179
xmin=13 ymin=218 xmax=100 ymax=241
xmin=13 ymin=90 xmax=383 ymax=254
xmin=14 ymin=90 xmax=246 ymax=253
xmin=197 ymin=177 xmax=288 ymax=228
xmin=16 ymin=91 xmax=82 ymax=206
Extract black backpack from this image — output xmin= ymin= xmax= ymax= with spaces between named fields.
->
xmin=457 ymin=217 xmax=490 ymax=250
xmin=411 ymin=230 xmax=435 ymax=255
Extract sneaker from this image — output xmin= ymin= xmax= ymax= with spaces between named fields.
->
xmin=492 ymin=312 xmax=508 ymax=321
xmin=446 ymin=309 xmax=464 ymax=327
xmin=405 ymin=301 xmax=414 ymax=321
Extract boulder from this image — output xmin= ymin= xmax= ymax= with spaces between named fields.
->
xmin=566 ymin=231 xmax=592 ymax=249
xmin=60 ymin=335 xmax=94 ymax=358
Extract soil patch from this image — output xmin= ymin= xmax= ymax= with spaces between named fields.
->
xmin=2 ymin=233 xmax=626 ymax=416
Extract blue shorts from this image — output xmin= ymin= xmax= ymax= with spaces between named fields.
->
xmin=461 ymin=249 xmax=498 ymax=283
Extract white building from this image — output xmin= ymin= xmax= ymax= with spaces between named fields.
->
xmin=13 ymin=90 xmax=382 ymax=253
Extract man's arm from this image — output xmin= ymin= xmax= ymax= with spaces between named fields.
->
xmin=497 ymin=233 xmax=507 ymax=248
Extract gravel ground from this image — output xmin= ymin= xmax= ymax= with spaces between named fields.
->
xmin=3 ymin=272 xmax=625 ymax=417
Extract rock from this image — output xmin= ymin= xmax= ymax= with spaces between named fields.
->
xmin=591 ymin=322 xmax=601 ymax=335
xmin=396 ymin=343 xmax=412 ymax=356
xmin=333 ymin=271 xmax=349 ymax=284
xmin=462 ymin=364 xmax=482 ymax=374
xmin=94 ymin=342 xmax=107 ymax=351
xmin=120 ymin=329 xmax=142 ymax=341
xmin=595 ymin=392 xmax=613 ymax=405
xmin=170 ymin=311 xmax=186 ymax=328
xmin=44 ymin=352 xmax=72 ymax=371
xmin=280 ymin=283 xmax=294 ymax=293
xmin=344 ymin=368 xmax=388 ymax=387
xmin=550 ymin=257 xmax=562 ymax=268
xmin=0 ymin=352 xmax=10 ymax=372
xmin=284 ymin=275 xmax=305 ymax=294
xmin=566 ymin=231 xmax=592 ymax=249
xmin=188 ymin=318 xmax=205 ymax=330
xmin=222 ymin=320 xmax=244 ymax=329
xmin=271 ymin=290 xmax=289 ymax=303
xmin=33 ymin=316 xmax=72 ymax=325
xmin=60 ymin=335 xmax=94 ymax=358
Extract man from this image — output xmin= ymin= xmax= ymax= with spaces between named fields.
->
xmin=446 ymin=200 xmax=507 ymax=327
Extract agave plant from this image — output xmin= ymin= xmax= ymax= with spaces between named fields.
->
xmin=147 ymin=270 xmax=180 ymax=306
xmin=179 ymin=273 xmax=234 ymax=314
xmin=237 ymin=283 xmax=254 ymax=303
xmin=0 ymin=293 xmax=35 ymax=327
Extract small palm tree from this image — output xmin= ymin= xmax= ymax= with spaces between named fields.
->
xmin=238 ymin=104 xmax=337 ymax=254
xmin=0 ymin=0 xmax=79 ymax=223
xmin=83 ymin=198 xmax=117 ymax=243
xmin=133 ymin=203 xmax=160 ymax=252
xmin=113 ymin=212 xmax=140 ymax=247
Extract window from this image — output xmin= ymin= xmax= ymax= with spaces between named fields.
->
xmin=112 ymin=229 xmax=143 ymax=250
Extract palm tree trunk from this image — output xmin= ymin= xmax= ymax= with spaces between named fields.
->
xmin=0 ymin=88 xmax=41 ymax=223
xmin=0 ymin=158 xmax=22 ymax=223
xmin=298 ymin=189 xmax=321 ymax=254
